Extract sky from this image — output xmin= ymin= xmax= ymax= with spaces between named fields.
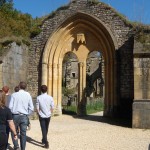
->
xmin=13 ymin=0 xmax=150 ymax=25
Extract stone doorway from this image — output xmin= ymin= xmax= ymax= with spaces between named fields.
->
xmin=62 ymin=52 xmax=78 ymax=114
xmin=42 ymin=12 xmax=118 ymax=116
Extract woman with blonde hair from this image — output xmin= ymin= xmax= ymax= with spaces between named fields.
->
xmin=0 ymin=92 xmax=17 ymax=150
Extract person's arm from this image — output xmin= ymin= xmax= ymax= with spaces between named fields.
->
xmin=50 ymin=97 xmax=54 ymax=113
xmin=7 ymin=108 xmax=17 ymax=139
xmin=8 ymin=94 xmax=14 ymax=111
xmin=36 ymin=97 xmax=40 ymax=114
xmin=28 ymin=94 xmax=34 ymax=115
xmin=8 ymin=120 xmax=17 ymax=140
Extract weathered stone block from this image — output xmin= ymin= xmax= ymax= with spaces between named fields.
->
xmin=133 ymin=100 xmax=150 ymax=129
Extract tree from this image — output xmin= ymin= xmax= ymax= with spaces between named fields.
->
xmin=0 ymin=0 xmax=12 ymax=6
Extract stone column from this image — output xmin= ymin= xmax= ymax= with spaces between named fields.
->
xmin=77 ymin=62 xmax=86 ymax=116
xmin=42 ymin=63 xmax=48 ymax=85
xmin=52 ymin=63 xmax=60 ymax=116
xmin=52 ymin=63 xmax=58 ymax=104
xmin=48 ymin=63 xmax=52 ymax=95
xmin=103 ymin=60 xmax=110 ymax=116
xmin=57 ymin=63 xmax=62 ymax=115
xmin=82 ymin=61 xmax=86 ymax=91
xmin=78 ymin=62 xmax=83 ymax=102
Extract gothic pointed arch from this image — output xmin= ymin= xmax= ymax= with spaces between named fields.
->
xmin=42 ymin=12 xmax=118 ymax=116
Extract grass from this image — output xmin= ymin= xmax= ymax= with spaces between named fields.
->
xmin=86 ymin=100 xmax=104 ymax=114
xmin=62 ymin=100 xmax=104 ymax=115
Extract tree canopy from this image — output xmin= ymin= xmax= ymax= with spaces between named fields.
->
xmin=0 ymin=0 xmax=12 ymax=6
xmin=0 ymin=1 xmax=42 ymax=40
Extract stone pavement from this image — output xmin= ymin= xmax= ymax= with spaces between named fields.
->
xmin=8 ymin=112 xmax=150 ymax=150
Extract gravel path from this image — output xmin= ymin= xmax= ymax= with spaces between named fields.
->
xmin=8 ymin=112 xmax=150 ymax=150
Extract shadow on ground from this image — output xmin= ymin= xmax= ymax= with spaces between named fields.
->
xmin=63 ymin=110 xmax=132 ymax=128
xmin=148 ymin=144 xmax=150 ymax=150
xmin=75 ymin=115 xmax=132 ymax=128
xmin=26 ymin=136 xmax=43 ymax=148
xmin=7 ymin=136 xmax=44 ymax=150
xmin=62 ymin=109 xmax=77 ymax=115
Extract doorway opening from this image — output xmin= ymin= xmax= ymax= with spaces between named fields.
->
xmin=62 ymin=52 xmax=78 ymax=115
xmin=86 ymin=51 xmax=105 ymax=114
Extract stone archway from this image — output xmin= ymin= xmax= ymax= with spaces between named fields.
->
xmin=42 ymin=12 xmax=118 ymax=116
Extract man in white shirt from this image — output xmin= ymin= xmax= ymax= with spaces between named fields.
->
xmin=9 ymin=82 xmax=34 ymax=150
xmin=36 ymin=85 xmax=54 ymax=149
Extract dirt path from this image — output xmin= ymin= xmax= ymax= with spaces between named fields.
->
xmin=8 ymin=112 xmax=150 ymax=150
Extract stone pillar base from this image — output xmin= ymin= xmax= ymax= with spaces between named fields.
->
xmin=103 ymin=105 xmax=119 ymax=117
xmin=77 ymin=103 xmax=87 ymax=116
xmin=53 ymin=105 xmax=62 ymax=116
xmin=132 ymin=100 xmax=150 ymax=129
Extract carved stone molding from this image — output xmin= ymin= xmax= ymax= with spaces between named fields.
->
xmin=77 ymin=33 xmax=86 ymax=44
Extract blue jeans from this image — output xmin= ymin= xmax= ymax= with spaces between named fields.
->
xmin=39 ymin=116 xmax=50 ymax=144
xmin=11 ymin=115 xmax=28 ymax=150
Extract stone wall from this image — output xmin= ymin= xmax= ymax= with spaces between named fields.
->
xmin=29 ymin=0 xmax=134 ymax=103
xmin=0 ymin=42 xmax=29 ymax=93
xmin=133 ymin=37 xmax=150 ymax=128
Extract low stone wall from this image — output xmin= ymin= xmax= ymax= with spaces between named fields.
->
xmin=132 ymin=100 xmax=150 ymax=129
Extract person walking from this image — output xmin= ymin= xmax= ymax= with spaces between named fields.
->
xmin=14 ymin=86 xmax=19 ymax=92
xmin=36 ymin=85 xmax=54 ymax=149
xmin=2 ymin=86 xmax=11 ymax=108
xmin=2 ymin=86 xmax=11 ymax=150
xmin=9 ymin=82 xmax=34 ymax=150
xmin=14 ymin=86 xmax=31 ymax=132
xmin=0 ymin=92 xmax=18 ymax=150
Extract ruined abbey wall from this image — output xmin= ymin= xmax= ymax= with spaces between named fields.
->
xmin=0 ymin=42 xmax=29 ymax=92
xmin=0 ymin=0 xmax=149 ymax=128
xmin=28 ymin=0 xmax=134 ymax=106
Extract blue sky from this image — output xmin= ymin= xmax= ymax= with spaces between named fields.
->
xmin=13 ymin=0 xmax=150 ymax=25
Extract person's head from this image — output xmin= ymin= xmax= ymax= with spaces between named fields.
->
xmin=2 ymin=86 xmax=9 ymax=94
xmin=19 ymin=82 xmax=27 ymax=90
xmin=14 ymin=86 xmax=19 ymax=92
xmin=41 ymin=85 xmax=47 ymax=93
xmin=0 ymin=92 xmax=6 ymax=108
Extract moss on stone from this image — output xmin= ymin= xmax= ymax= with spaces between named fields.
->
xmin=134 ymin=25 xmax=150 ymax=51
xmin=0 ymin=36 xmax=30 ymax=56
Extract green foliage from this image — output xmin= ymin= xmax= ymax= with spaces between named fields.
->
xmin=30 ymin=25 xmax=42 ymax=38
xmin=0 ymin=36 xmax=31 ymax=56
xmin=63 ymin=105 xmax=77 ymax=115
xmin=134 ymin=26 xmax=150 ymax=51
xmin=86 ymin=100 xmax=104 ymax=114
xmin=87 ymin=0 xmax=99 ymax=5
xmin=45 ymin=4 xmax=69 ymax=21
xmin=56 ymin=5 xmax=69 ymax=11
xmin=62 ymin=87 xmax=76 ymax=97
xmin=0 ymin=0 xmax=13 ymax=7
xmin=46 ymin=11 xmax=56 ymax=20
xmin=131 ymin=22 xmax=150 ymax=46
xmin=63 ymin=99 xmax=104 ymax=115
xmin=0 ymin=3 xmax=42 ymax=41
